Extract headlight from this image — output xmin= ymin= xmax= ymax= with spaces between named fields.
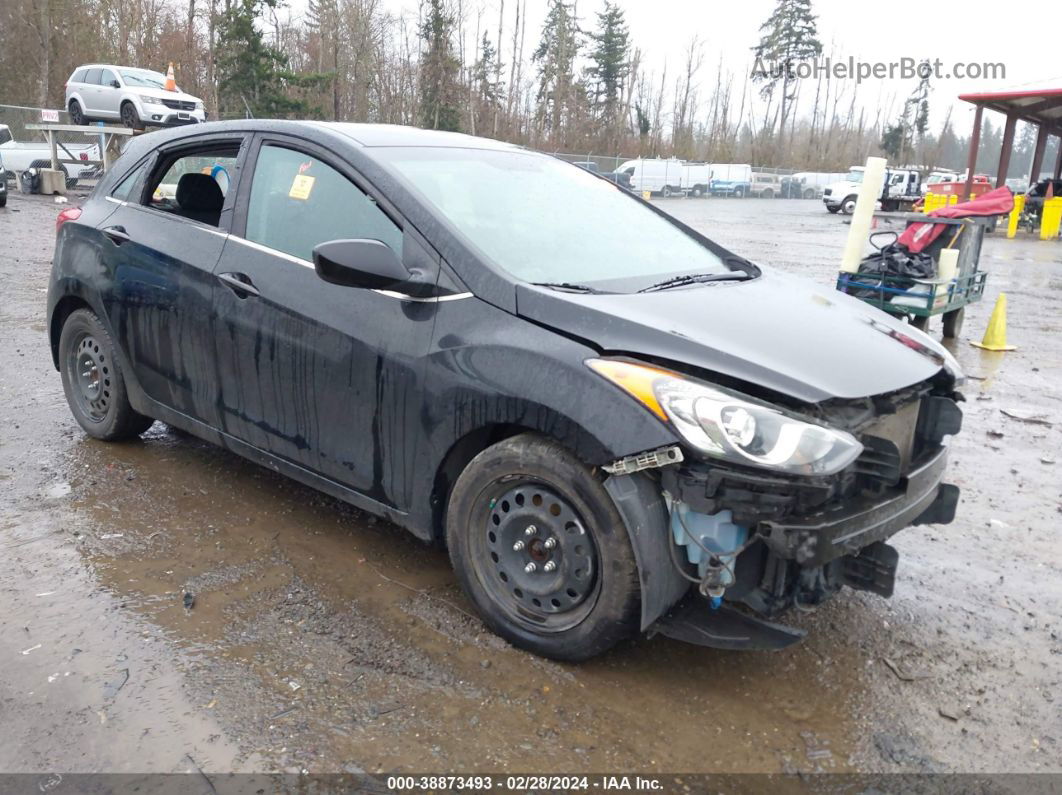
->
xmin=587 ymin=359 xmax=863 ymax=476
xmin=194 ymin=101 xmax=205 ymax=110
xmin=138 ymin=94 xmax=163 ymax=106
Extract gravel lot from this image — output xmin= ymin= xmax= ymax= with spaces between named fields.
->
xmin=1 ymin=189 xmax=1059 ymax=778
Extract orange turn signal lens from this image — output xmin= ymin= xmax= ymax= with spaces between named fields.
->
xmin=586 ymin=358 xmax=679 ymax=422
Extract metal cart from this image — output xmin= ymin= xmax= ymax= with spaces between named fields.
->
xmin=836 ymin=214 xmax=990 ymax=339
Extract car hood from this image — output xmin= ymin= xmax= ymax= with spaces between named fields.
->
xmin=136 ymin=88 xmax=202 ymax=104
xmin=514 ymin=269 xmax=950 ymax=404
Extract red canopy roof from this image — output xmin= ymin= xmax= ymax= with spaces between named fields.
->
xmin=959 ymin=88 xmax=1062 ymax=132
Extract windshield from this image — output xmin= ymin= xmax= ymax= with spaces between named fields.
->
xmin=120 ymin=69 xmax=171 ymax=90
xmin=379 ymin=148 xmax=732 ymax=291
xmin=846 ymin=169 xmax=864 ymax=184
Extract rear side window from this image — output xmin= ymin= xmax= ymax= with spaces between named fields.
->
xmin=142 ymin=145 xmax=241 ymax=227
xmin=84 ymin=68 xmax=102 ymax=85
xmin=245 ymin=145 xmax=402 ymax=262
xmin=72 ymin=69 xmax=88 ymax=83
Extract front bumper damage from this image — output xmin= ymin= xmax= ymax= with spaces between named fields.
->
xmin=607 ymin=384 xmax=962 ymax=651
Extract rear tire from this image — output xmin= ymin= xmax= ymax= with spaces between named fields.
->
xmin=59 ymin=309 xmax=154 ymax=441
xmin=762 ymin=188 xmax=775 ymax=199
xmin=68 ymin=99 xmax=85 ymax=126
xmin=910 ymin=314 xmax=930 ymax=332
xmin=942 ymin=307 xmax=964 ymax=339
xmin=446 ymin=433 xmax=640 ymax=661
xmin=803 ymin=188 xmax=816 ymax=199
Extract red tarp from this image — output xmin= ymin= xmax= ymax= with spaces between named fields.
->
xmin=898 ymin=187 xmax=1015 ymax=253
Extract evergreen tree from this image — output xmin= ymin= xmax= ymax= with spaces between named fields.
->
xmin=586 ymin=2 xmax=630 ymax=125
xmin=215 ymin=0 xmax=312 ymax=118
xmin=532 ymin=0 xmax=579 ymax=140
xmin=418 ymin=0 xmax=461 ymax=131
xmin=751 ymin=0 xmax=822 ymax=150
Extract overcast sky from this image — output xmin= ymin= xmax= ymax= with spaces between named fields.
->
xmin=292 ymin=0 xmax=1062 ymax=134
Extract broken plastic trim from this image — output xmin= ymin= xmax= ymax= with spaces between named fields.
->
xmin=603 ymin=445 xmax=684 ymax=475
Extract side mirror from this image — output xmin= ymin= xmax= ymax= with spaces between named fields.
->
xmin=312 ymin=239 xmax=410 ymax=290
xmin=110 ymin=80 xmax=121 ymax=88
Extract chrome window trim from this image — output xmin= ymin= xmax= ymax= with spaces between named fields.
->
xmin=226 ymin=235 xmax=471 ymax=303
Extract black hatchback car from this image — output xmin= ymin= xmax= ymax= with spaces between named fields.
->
xmin=48 ymin=121 xmax=964 ymax=660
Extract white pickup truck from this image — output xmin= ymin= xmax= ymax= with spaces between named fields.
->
xmin=0 ymin=123 xmax=99 ymax=185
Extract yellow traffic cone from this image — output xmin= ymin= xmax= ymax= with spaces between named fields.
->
xmin=970 ymin=293 xmax=1016 ymax=351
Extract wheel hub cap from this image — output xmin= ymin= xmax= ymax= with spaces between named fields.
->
xmin=485 ymin=484 xmax=597 ymax=618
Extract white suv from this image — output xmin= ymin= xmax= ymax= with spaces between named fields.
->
xmin=65 ymin=65 xmax=206 ymax=130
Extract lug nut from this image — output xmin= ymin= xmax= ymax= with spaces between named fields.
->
xmin=524 ymin=562 xmax=537 ymax=573
xmin=512 ymin=540 xmax=525 ymax=551
xmin=543 ymin=537 xmax=557 ymax=549
xmin=543 ymin=561 xmax=557 ymax=572
xmin=525 ymin=525 xmax=537 ymax=536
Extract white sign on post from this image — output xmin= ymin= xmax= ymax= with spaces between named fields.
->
xmin=41 ymin=109 xmax=60 ymax=123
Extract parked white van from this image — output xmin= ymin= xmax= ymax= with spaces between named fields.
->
xmin=680 ymin=162 xmax=711 ymax=197
xmin=617 ymin=158 xmax=685 ymax=196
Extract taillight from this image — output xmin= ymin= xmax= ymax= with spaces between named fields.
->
xmin=56 ymin=207 xmax=82 ymax=232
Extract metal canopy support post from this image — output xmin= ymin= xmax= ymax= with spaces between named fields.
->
xmin=1029 ymin=124 xmax=1049 ymax=184
xmin=963 ymin=105 xmax=983 ymax=201
xmin=996 ymin=114 xmax=1017 ymax=189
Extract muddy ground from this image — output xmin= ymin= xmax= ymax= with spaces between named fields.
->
xmin=1 ymin=190 xmax=1059 ymax=778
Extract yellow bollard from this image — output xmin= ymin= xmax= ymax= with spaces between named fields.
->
xmin=923 ymin=193 xmax=937 ymax=214
xmin=1040 ymin=197 xmax=1062 ymax=240
xmin=642 ymin=190 xmax=651 ymax=201
xmin=971 ymin=293 xmax=1016 ymax=351
xmin=948 ymin=194 xmax=959 ymax=206
xmin=1007 ymin=193 xmax=1025 ymax=238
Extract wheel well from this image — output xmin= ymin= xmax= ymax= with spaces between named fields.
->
xmin=50 ymin=295 xmax=91 ymax=370
xmin=430 ymin=423 xmax=536 ymax=544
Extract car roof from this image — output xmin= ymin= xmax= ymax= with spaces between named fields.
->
xmin=73 ymin=64 xmax=162 ymax=72
xmin=306 ymin=122 xmax=524 ymax=150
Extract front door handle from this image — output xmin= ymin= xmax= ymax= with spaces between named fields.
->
xmin=218 ymin=271 xmax=260 ymax=298
xmin=102 ymin=225 xmax=130 ymax=245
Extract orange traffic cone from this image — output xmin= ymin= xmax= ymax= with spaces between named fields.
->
xmin=970 ymin=293 xmax=1016 ymax=351
xmin=164 ymin=62 xmax=177 ymax=92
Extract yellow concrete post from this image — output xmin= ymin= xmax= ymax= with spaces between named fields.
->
xmin=1007 ymin=194 xmax=1025 ymax=238
xmin=1040 ymin=197 xmax=1062 ymax=240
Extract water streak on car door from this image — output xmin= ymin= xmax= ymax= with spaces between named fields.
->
xmin=211 ymin=231 xmax=440 ymax=507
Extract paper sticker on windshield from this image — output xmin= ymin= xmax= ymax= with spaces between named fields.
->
xmin=289 ymin=174 xmax=315 ymax=200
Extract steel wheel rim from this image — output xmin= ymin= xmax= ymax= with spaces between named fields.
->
xmin=68 ymin=332 xmax=111 ymax=423
xmin=473 ymin=480 xmax=600 ymax=632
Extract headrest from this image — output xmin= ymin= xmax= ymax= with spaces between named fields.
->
xmin=176 ymin=173 xmax=224 ymax=212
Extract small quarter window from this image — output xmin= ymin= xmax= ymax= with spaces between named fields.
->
xmin=112 ymin=162 xmax=147 ymax=202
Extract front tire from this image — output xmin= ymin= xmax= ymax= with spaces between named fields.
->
xmin=446 ymin=433 xmax=640 ymax=661
xmin=120 ymin=101 xmax=144 ymax=131
xmin=841 ymin=195 xmax=857 ymax=214
xmin=59 ymin=309 xmax=154 ymax=440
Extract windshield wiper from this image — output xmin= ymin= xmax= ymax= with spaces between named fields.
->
xmin=533 ymin=281 xmax=607 ymax=294
xmin=637 ymin=271 xmax=750 ymax=293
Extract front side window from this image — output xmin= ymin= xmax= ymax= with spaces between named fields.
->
xmin=0 ymin=127 xmax=12 ymax=146
xmin=143 ymin=145 xmax=240 ymax=227
xmin=380 ymin=147 xmax=731 ymax=291
xmin=245 ymin=145 xmax=402 ymax=262
xmin=99 ymin=69 xmax=117 ymax=88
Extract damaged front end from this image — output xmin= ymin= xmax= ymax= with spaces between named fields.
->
xmin=602 ymin=368 xmax=963 ymax=652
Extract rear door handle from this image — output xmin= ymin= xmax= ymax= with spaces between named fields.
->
xmin=102 ymin=225 xmax=130 ymax=245
xmin=217 ymin=271 xmax=260 ymax=298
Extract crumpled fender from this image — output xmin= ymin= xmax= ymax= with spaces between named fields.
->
xmin=604 ymin=472 xmax=690 ymax=630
